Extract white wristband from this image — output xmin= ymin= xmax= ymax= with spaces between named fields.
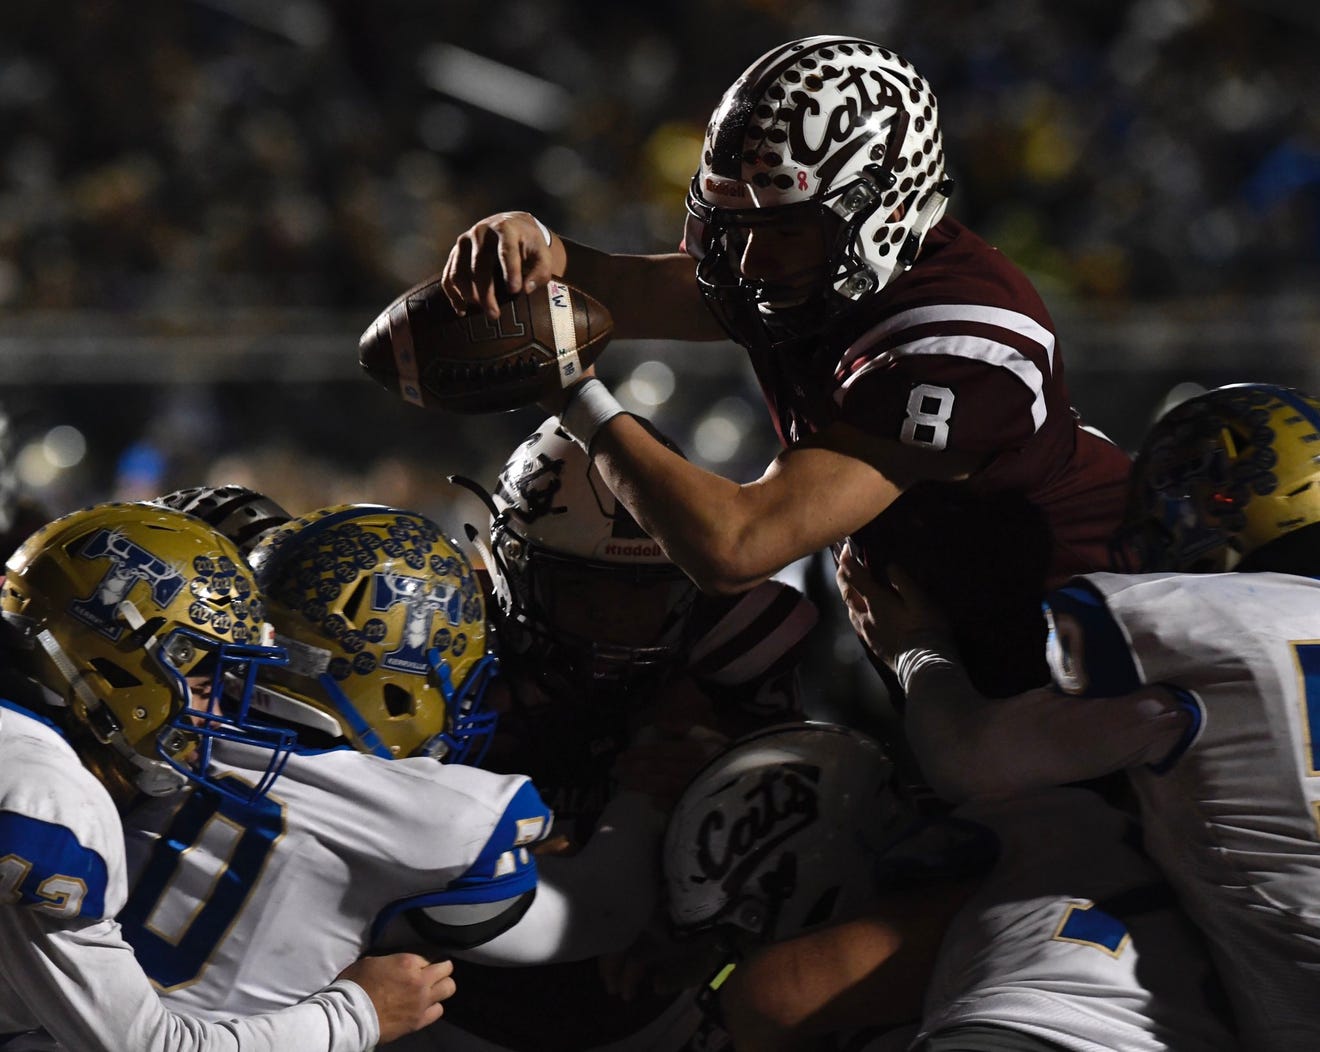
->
xmin=559 ymin=379 xmax=626 ymax=453
xmin=530 ymin=215 xmax=553 ymax=248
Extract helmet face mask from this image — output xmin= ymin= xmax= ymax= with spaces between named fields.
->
xmin=492 ymin=518 xmax=697 ymax=703
xmin=249 ymin=504 xmax=498 ymax=763
xmin=686 ymin=36 xmax=953 ymax=348
xmin=489 ymin=419 xmax=699 ymax=707
xmin=1 ymin=502 xmax=293 ymax=804
xmin=1118 ymin=384 xmax=1320 ymax=573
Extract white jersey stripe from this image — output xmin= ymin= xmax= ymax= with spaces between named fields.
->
xmin=837 ymin=304 xmax=1057 ymax=376
xmin=837 ymin=334 xmax=1048 ymax=432
xmin=699 ymin=599 xmax=818 ymax=684
xmin=686 ymin=581 xmax=784 ymax=665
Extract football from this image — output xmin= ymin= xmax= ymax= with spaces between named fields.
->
xmin=358 ymin=274 xmax=614 ymax=414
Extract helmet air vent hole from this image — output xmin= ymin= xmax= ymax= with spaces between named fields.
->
xmin=383 ymin=683 xmax=415 ymax=719
xmin=90 ymin=658 xmax=142 ymax=689
xmin=343 ymin=578 xmax=370 ymax=621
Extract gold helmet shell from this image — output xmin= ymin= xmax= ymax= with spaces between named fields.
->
xmin=2 ymin=501 xmax=291 ymax=801
xmin=248 ymin=504 xmax=497 ymax=761
xmin=1121 ymin=383 xmax=1320 ymax=572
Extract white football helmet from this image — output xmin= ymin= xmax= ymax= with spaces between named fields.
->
xmin=685 ymin=37 xmax=953 ymax=346
xmin=487 ymin=417 xmax=699 ymax=704
xmin=664 ymin=722 xmax=909 ymax=943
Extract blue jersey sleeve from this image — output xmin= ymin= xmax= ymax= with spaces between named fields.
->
xmin=0 ymin=810 xmax=110 ymax=920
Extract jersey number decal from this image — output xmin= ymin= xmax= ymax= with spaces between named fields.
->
xmin=900 ymin=384 xmax=954 ymax=450
xmin=1290 ymin=641 xmax=1320 ymax=838
xmin=0 ymin=854 xmax=88 ymax=917
xmin=1292 ymin=642 xmax=1320 ymax=774
xmin=120 ymin=783 xmax=284 ymax=990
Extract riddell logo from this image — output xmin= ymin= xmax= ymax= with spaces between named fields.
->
xmin=704 ymin=176 xmax=748 ymax=199
xmin=603 ymin=541 xmax=664 ymax=558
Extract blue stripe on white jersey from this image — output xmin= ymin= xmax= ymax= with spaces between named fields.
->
xmin=0 ymin=810 xmax=109 ymax=919
xmin=1045 ymin=581 xmax=1141 ymax=696
xmin=369 ymin=779 xmax=550 ymax=941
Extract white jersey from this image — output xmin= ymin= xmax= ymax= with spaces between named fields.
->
xmin=0 ymin=702 xmax=379 ymax=1052
xmin=122 ymin=737 xmax=551 ymax=1014
xmin=916 ymin=787 xmax=1235 ymax=1052
xmin=1046 ymin=570 xmax=1320 ymax=1050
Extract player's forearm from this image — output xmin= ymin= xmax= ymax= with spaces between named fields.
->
xmin=721 ymin=886 xmax=968 ymax=1048
xmin=557 ymin=239 xmax=723 ymax=341
xmin=897 ymin=641 xmax=1190 ymax=801
xmin=9 ymin=914 xmax=378 ymax=1052
xmin=592 ymin=416 xmax=778 ymax=594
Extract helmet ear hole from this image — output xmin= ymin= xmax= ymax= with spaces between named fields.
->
xmin=382 ymin=682 xmax=416 ymax=719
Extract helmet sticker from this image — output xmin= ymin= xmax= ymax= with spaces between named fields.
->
xmin=71 ymin=528 xmax=187 ymax=640
xmin=373 ymin=571 xmax=464 ymax=675
xmin=694 ymin=763 xmax=820 ymax=891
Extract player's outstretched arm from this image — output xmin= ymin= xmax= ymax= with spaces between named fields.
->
xmin=835 ymin=548 xmax=1192 ymax=801
xmin=338 ymin=953 xmax=455 ymax=1043
xmin=440 ymin=210 xmax=723 ymax=341
xmin=0 ymin=904 xmax=448 ymax=1052
xmin=573 ymin=413 xmax=976 ymax=596
xmin=718 ymin=880 xmax=976 ymax=1050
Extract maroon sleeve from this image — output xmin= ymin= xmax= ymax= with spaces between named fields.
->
xmin=837 ymin=352 xmax=1042 ymax=456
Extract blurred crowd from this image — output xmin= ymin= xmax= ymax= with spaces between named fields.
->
xmin=1 ymin=0 xmax=1316 ymax=315
xmin=1 ymin=0 xmax=1318 ymax=529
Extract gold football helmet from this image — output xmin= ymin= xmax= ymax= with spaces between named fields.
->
xmin=1 ymin=502 xmax=292 ymax=801
xmin=1120 ymin=383 xmax=1320 ymax=572
xmin=248 ymin=504 xmax=497 ymax=761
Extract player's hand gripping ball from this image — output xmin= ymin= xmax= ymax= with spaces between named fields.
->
xmin=359 ymin=274 xmax=613 ymax=414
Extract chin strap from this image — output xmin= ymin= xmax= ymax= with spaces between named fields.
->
xmin=896 ymin=178 xmax=955 ymax=269
xmin=34 ymin=614 xmax=188 ymax=797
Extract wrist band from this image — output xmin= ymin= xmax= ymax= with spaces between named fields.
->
xmin=531 ymin=215 xmax=553 ymax=248
xmin=559 ymin=379 xmax=626 ymax=453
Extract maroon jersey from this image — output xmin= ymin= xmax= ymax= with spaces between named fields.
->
xmin=746 ymin=217 xmax=1131 ymax=696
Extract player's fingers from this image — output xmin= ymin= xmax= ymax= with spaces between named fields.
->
xmin=431 ymin=975 xmax=457 ymax=1002
xmin=836 ymin=546 xmax=878 ymax=620
xmin=496 ymin=222 xmax=527 ymax=299
xmin=422 ymin=958 xmax=455 ymax=983
xmin=442 ymin=232 xmax=479 ymax=315
xmin=418 ymin=1000 xmax=446 ymax=1027
xmin=886 ymin=562 xmax=935 ymax=616
xmin=468 ymin=228 xmax=505 ymax=320
xmin=391 ymin=951 xmax=430 ymax=971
